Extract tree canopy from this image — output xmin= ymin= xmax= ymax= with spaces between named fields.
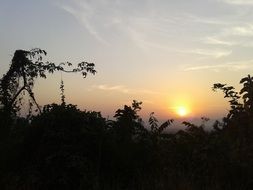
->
xmin=0 ymin=48 xmax=96 ymax=116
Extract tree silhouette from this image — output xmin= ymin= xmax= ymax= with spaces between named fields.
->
xmin=149 ymin=112 xmax=173 ymax=136
xmin=213 ymin=75 xmax=253 ymax=175
xmin=2 ymin=48 xmax=253 ymax=190
xmin=213 ymin=75 xmax=253 ymax=125
xmin=0 ymin=48 xmax=96 ymax=116
xmin=113 ymin=100 xmax=145 ymax=141
xmin=240 ymin=75 xmax=253 ymax=113
xmin=212 ymin=83 xmax=242 ymax=120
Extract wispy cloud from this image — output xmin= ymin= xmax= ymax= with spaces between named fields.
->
xmin=183 ymin=14 xmax=228 ymax=25
xmin=202 ymin=24 xmax=253 ymax=48
xmin=181 ymin=48 xmax=232 ymax=58
xmin=230 ymin=25 xmax=253 ymax=36
xmin=127 ymin=27 xmax=174 ymax=52
xmin=95 ymin=84 xmax=131 ymax=94
xmin=184 ymin=59 xmax=253 ymax=71
xmin=59 ymin=1 xmax=228 ymax=54
xmin=92 ymin=84 xmax=161 ymax=95
xmin=220 ymin=0 xmax=253 ymax=5
xmin=203 ymin=37 xmax=235 ymax=46
xmin=57 ymin=0 xmax=253 ymax=64
xmin=59 ymin=2 xmax=109 ymax=45
xmin=200 ymin=23 xmax=253 ymax=49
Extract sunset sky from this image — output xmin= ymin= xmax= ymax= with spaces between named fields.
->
xmin=1 ymin=0 xmax=253 ymax=121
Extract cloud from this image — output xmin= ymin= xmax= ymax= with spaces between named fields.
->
xmin=202 ymin=24 xmax=253 ymax=48
xmin=220 ymin=0 xmax=253 ymax=5
xmin=127 ymin=27 xmax=174 ymax=52
xmin=184 ymin=60 xmax=253 ymax=71
xmin=182 ymin=48 xmax=232 ymax=58
xmin=59 ymin=2 xmax=109 ymax=45
xmin=95 ymin=84 xmax=131 ymax=94
xmin=184 ymin=64 xmax=228 ymax=71
xmin=92 ymin=84 xmax=162 ymax=95
xmin=183 ymin=14 xmax=228 ymax=25
xmin=204 ymin=37 xmax=235 ymax=46
xmin=201 ymin=23 xmax=253 ymax=49
xmin=57 ymin=0 xmax=253 ymax=62
xmin=230 ymin=25 xmax=253 ymax=36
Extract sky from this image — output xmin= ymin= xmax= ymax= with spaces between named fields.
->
xmin=1 ymin=0 xmax=253 ymax=121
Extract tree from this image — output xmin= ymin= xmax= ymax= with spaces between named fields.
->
xmin=240 ymin=75 xmax=253 ymax=113
xmin=213 ymin=75 xmax=253 ymax=121
xmin=212 ymin=83 xmax=242 ymax=120
xmin=213 ymin=75 xmax=253 ymax=159
xmin=113 ymin=100 xmax=145 ymax=141
xmin=0 ymin=48 xmax=96 ymax=115
xmin=0 ymin=48 xmax=96 ymax=136
xmin=149 ymin=112 xmax=173 ymax=137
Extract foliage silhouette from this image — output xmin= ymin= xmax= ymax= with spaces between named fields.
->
xmin=0 ymin=48 xmax=96 ymax=116
xmin=1 ymin=50 xmax=253 ymax=189
xmin=0 ymin=48 xmax=96 ymax=137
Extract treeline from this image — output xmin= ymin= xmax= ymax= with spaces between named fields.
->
xmin=1 ymin=49 xmax=253 ymax=190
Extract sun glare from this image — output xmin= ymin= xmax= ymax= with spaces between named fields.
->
xmin=176 ymin=106 xmax=188 ymax=117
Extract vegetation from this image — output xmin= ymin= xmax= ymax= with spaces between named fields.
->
xmin=1 ymin=49 xmax=253 ymax=190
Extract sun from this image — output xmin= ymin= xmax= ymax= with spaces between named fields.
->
xmin=168 ymin=97 xmax=192 ymax=117
xmin=176 ymin=106 xmax=188 ymax=117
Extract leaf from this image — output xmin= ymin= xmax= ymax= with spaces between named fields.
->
xmin=240 ymin=75 xmax=250 ymax=84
